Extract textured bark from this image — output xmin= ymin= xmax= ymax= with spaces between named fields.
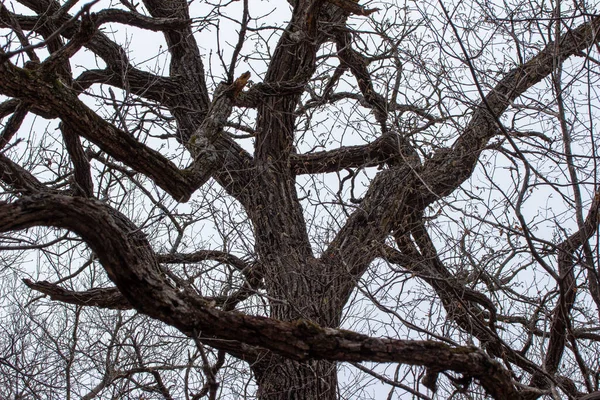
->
xmin=1 ymin=1 xmax=600 ymax=399
xmin=253 ymin=356 xmax=337 ymax=400
xmin=0 ymin=194 xmax=518 ymax=398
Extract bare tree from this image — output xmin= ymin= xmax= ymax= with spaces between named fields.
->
xmin=1 ymin=0 xmax=600 ymax=398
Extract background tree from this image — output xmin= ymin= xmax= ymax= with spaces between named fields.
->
xmin=1 ymin=0 xmax=600 ymax=398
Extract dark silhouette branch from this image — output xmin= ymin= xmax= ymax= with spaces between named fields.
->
xmin=0 ymin=193 xmax=518 ymax=398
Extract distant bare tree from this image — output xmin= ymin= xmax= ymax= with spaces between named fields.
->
xmin=1 ymin=0 xmax=600 ymax=398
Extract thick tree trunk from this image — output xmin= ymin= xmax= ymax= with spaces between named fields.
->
xmin=254 ymin=357 xmax=337 ymax=400
xmin=252 ymin=282 xmax=341 ymax=400
xmin=251 ymin=257 xmax=344 ymax=399
xmin=249 ymin=211 xmax=344 ymax=400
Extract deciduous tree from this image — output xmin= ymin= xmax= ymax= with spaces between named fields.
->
xmin=1 ymin=0 xmax=600 ymax=398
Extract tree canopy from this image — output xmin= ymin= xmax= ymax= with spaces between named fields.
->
xmin=1 ymin=0 xmax=600 ymax=399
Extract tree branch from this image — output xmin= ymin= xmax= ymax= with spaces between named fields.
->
xmin=324 ymin=15 xmax=600 ymax=304
xmin=421 ymin=15 xmax=600 ymax=202
xmin=531 ymin=190 xmax=600 ymax=388
xmin=94 ymin=8 xmax=191 ymax=31
xmin=0 ymin=60 xmax=194 ymax=200
xmin=0 ymin=193 xmax=519 ymax=399
xmin=22 ymin=279 xmax=131 ymax=309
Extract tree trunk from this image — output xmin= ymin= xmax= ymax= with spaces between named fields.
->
xmin=254 ymin=357 xmax=337 ymax=400
xmin=250 ymin=240 xmax=344 ymax=399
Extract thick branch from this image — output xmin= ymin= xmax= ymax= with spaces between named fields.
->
xmin=0 ymin=154 xmax=49 ymax=194
xmin=60 ymin=123 xmax=94 ymax=197
xmin=325 ymin=15 xmax=600 ymax=295
xmin=23 ymin=279 xmax=131 ymax=309
xmin=0 ymin=60 xmax=194 ymax=200
xmin=334 ymin=29 xmax=388 ymax=128
xmin=141 ymin=0 xmax=210 ymax=134
xmin=73 ymin=68 xmax=178 ymax=104
xmin=0 ymin=194 xmax=519 ymax=398
xmin=0 ymin=101 xmax=29 ymax=150
xmin=421 ymin=16 xmax=600 ymax=201
xmin=186 ymin=74 xmax=251 ymax=186
xmin=94 ymin=8 xmax=191 ymax=31
xmin=158 ymin=250 xmax=251 ymax=272
xmin=290 ymin=131 xmax=404 ymax=174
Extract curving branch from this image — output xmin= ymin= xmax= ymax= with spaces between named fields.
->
xmin=0 ymin=193 xmax=519 ymax=399
xmin=93 ymin=8 xmax=191 ymax=31
xmin=141 ymin=0 xmax=211 ymax=132
xmin=420 ymin=15 xmax=600 ymax=202
xmin=73 ymin=68 xmax=179 ymax=104
xmin=324 ymin=15 xmax=600 ymax=301
xmin=334 ymin=29 xmax=388 ymax=128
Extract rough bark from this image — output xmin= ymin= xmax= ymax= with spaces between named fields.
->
xmin=1 ymin=1 xmax=600 ymax=399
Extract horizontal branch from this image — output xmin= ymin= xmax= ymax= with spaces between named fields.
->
xmin=22 ymin=278 xmax=258 ymax=312
xmin=235 ymin=81 xmax=307 ymax=108
xmin=23 ymin=279 xmax=131 ymax=309
xmin=73 ymin=68 xmax=179 ymax=104
xmin=94 ymin=9 xmax=191 ymax=31
xmin=325 ymin=0 xmax=379 ymax=16
xmin=290 ymin=131 xmax=404 ymax=174
xmin=158 ymin=250 xmax=251 ymax=272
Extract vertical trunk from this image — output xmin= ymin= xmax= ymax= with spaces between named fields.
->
xmin=249 ymin=255 xmax=344 ymax=399
xmin=254 ymin=357 xmax=337 ymax=400
xmin=251 ymin=257 xmax=342 ymax=400
xmin=247 ymin=169 xmax=344 ymax=398
xmin=247 ymin=2 xmax=351 ymax=387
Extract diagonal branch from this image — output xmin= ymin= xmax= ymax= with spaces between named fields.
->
xmin=186 ymin=73 xmax=251 ymax=187
xmin=334 ymin=29 xmax=388 ymax=128
xmin=0 ymin=153 xmax=49 ymax=194
xmin=0 ymin=60 xmax=194 ymax=200
xmin=420 ymin=15 xmax=600 ymax=202
xmin=0 ymin=101 xmax=29 ymax=150
xmin=324 ymin=15 xmax=600 ymax=303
